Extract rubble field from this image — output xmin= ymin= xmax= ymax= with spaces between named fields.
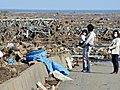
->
xmin=0 ymin=11 xmax=120 ymax=84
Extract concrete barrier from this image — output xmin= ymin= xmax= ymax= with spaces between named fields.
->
xmin=48 ymin=53 xmax=72 ymax=69
xmin=0 ymin=84 xmax=8 ymax=90
xmin=63 ymin=53 xmax=71 ymax=59
xmin=59 ymin=54 xmax=68 ymax=69
xmin=49 ymin=55 xmax=62 ymax=65
xmin=0 ymin=62 xmax=48 ymax=90
xmin=0 ymin=53 xmax=71 ymax=90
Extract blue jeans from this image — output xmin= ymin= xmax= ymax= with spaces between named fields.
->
xmin=82 ymin=45 xmax=92 ymax=72
xmin=112 ymin=54 xmax=119 ymax=73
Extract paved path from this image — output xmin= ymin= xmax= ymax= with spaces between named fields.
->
xmin=59 ymin=62 xmax=120 ymax=90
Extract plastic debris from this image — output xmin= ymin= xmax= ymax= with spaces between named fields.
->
xmin=8 ymin=58 xmax=16 ymax=65
xmin=52 ymin=70 xmax=73 ymax=82
xmin=0 ymin=51 xmax=3 ymax=58
xmin=26 ymin=50 xmax=70 ymax=76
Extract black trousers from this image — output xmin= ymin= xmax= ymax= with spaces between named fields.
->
xmin=112 ymin=54 xmax=119 ymax=73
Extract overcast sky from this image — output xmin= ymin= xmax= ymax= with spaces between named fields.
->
xmin=0 ymin=0 xmax=120 ymax=10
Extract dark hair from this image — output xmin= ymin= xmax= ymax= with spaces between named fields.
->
xmin=81 ymin=29 xmax=88 ymax=36
xmin=112 ymin=30 xmax=120 ymax=39
xmin=87 ymin=24 xmax=94 ymax=31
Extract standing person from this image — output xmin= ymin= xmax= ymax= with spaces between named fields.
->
xmin=109 ymin=30 xmax=120 ymax=74
xmin=79 ymin=30 xmax=88 ymax=46
xmin=81 ymin=24 xmax=96 ymax=72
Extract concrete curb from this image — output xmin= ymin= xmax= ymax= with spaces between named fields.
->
xmin=0 ymin=62 xmax=48 ymax=90
xmin=0 ymin=53 xmax=71 ymax=90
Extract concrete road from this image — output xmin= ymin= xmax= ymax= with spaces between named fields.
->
xmin=59 ymin=62 xmax=120 ymax=90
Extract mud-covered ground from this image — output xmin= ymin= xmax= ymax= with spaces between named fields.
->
xmin=0 ymin=64 xmax=29 ymax=84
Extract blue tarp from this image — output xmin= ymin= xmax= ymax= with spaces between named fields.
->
xmin=26 ymin=50 xmax=70 ymax=76
xmin=8 ymin=58 xmax=16 ymax=65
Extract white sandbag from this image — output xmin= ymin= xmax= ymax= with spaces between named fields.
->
xmin=0 ymin=51 xmax=3 ymax=58
xmin=52 ymin=70 xmax=73 ymax=82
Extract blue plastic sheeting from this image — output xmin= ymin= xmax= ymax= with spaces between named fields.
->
xmin=26 ymin=50 xmax=70 ymax=76
xmin=8 ymin=58 xmax=16 ymax=65
xmin=26 ymin=50 xmax=46 ymax=62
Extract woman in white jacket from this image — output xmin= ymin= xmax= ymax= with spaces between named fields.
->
xmin=109 ymin=30 xmax=120 ymax=74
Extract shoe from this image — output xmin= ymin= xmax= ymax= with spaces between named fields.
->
xmin=86 ymin=71 xmax=90 ymax=73
xmin=115 ymin=71 xmax=118 ymax=74
xmin=87 ymin=69 xmax=90 ymax=73
xmin=81 ymin=70 xmax=84 ymax=72
xmin=110 ymin=71 xmax=115 ymax=74
xmin=83 ymin=70 xmax=87 ymax=73
xmin=81 ymin=70 xmax=87 ymax=72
